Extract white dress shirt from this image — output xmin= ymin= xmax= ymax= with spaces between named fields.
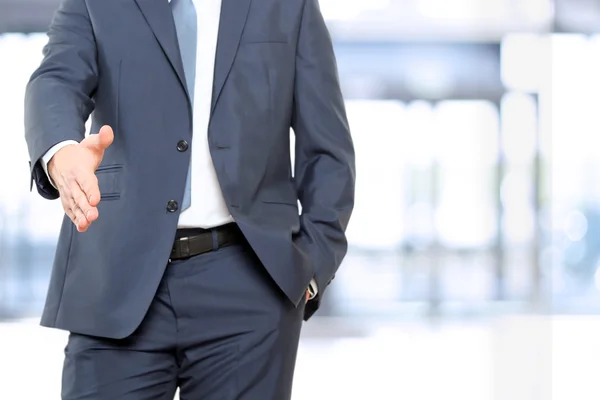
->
xmin=40 ymin=0 xmax=317 ymax=298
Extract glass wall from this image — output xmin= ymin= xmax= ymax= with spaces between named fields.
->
xmin=0 ymin=1 xmax=598 ymax=320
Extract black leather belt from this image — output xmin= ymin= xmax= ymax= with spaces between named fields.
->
xmin=170 ymin=223 xmax=243 ymax=261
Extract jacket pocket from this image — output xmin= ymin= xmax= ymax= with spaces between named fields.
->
xmin=96 ymin=164 xmax=123 ymax=200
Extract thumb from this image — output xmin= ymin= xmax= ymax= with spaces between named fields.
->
xmin=82 ymin=125 xmax=114 ymax=151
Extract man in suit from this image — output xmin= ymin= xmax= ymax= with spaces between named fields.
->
xmin=24 ymin=0 xmax=354 ymax=398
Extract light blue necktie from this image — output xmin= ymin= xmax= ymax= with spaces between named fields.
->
xmin=171 ymin=0 xmax=197 ymax=211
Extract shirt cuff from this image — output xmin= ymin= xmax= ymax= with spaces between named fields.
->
xmin=307 ymin=278 xmax=318 ymax=300
xmin=40 ymin=140 xmax=79 ymax=188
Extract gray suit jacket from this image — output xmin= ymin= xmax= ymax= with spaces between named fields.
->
xmin=24 ymin=0 xmax=355 ymax=339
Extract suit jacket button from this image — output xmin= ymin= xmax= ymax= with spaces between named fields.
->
xmin=166 ymin=200 xmax=179 ymax=212
xmin=177 ymin=140 xmax=189 ymax=152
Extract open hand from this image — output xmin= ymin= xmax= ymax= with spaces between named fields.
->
xmin=48 ymin=125 xmax=114 ymax=232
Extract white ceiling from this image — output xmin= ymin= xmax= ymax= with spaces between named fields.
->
xmin=320 ymin=0 xmax=554 ymax=41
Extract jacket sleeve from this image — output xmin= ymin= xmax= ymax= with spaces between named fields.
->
xmin=24 ymin=0 xmax=98 ymax=199
xmin=291 ymin=0 xmax=356 ymax=320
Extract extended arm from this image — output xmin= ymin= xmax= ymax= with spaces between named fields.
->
xmin=24 ymin=0 xmax=98 ymax=199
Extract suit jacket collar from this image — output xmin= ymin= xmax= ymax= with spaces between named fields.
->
xmin=134 ymin=0 xmax=189 ymax=103
xmin=211 ymin=0 xmax=253 ymax=115
xmin=133 ymin=0 xmax=253 ymax=116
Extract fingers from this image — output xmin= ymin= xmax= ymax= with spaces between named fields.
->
xmin=61 ymin=197 xmax=76 ymax=224
xmin=60 ymin=171 xmax=99 ymax=232
xmin=72 ymin=183 xmax=99 ymax=222
xmin=83 ymin=125 xmax=114 ymax=152
xmin=78 ymin=171 xmax=101 ymax=207
xmin=97 ymin=125 xmax=114 ymax=149
xmin=61 ymin=193 xmax=94 ymax=232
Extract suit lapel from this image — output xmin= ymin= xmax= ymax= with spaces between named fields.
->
xmin=211 ymin=0 xmax=253 ymax=114
xmin=134 ymin=0 xmax=190 ymax=101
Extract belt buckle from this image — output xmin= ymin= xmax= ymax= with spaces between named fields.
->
xmin=179 ymin=237 xmax=191 ymax=258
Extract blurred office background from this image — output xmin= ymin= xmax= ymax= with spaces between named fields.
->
xmin=1 ymin=0 xmax=599 ymax=399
